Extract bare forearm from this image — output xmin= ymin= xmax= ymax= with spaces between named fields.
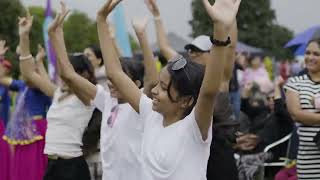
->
xmin=154 ymin=18 xmax=177 ymax=60
xmin=35 ymin=58 xmax=50 ymax=79
xmin=49 ymin=34 xmax=74 ymax=79
xmin=137 ymin=32 xmax=158 ymax=95
xmin=50 ymin=32 xmax=97 ymax=104
xmin=97 ymin=21 xmax=122 ymax=78
xmin=224 ymin=21 xmax=237 ymax=81
xmin=111 ymin=37 xmax=122 ymax=58
xmin=195 ymin=24 xmax=229 ymax=138
xmin=19 ymin=34 xmax=37 ymax=81
xmin=285 ymin=90 xmax=320 ymax=125
xmin=19 ymin=35 xmax=31 ymax=57
xmin=203 ymin=24 xmax=228 ymax=94
xmin=291 ymin=111 xmax=320 ymax=125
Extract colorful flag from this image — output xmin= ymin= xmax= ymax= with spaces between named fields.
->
xmin=112 ymin=3 xmax=132 ymax=57
xmin=43 ymin=0 xmax=57 ymax=82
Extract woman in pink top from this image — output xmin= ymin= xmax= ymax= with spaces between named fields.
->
xmin=242 ymin=56 xmax=273 ymax=93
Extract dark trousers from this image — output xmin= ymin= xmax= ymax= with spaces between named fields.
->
xmin=43 ymin=156 xmax=91 ymax=180
xmin=207 ymin=137 xmax=239 ymax=180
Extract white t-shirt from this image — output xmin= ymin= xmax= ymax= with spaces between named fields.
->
xmin=93 ymin=85 xmax=143 ymax=180
xmin=44 ymin=88 xmax=95 ymax=157
xmin=95 ymin=66 xmax=109 ymax=91
xmin=139 ymin=94 xmax=212 ymax=180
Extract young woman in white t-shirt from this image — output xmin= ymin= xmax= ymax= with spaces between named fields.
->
xmin=45 ymin=2 xmax=158 ymax=180
xmin=18 ymin=6 xmax=100 ymax=180
xmin=97 ymin=0 xmax=241 ymax=180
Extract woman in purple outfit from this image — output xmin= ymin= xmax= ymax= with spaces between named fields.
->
xmin=1 ymin=44 xmax=51 ymax=180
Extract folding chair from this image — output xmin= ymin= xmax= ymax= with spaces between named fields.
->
xmin=257 ymin=133 xmax=292 ymax=180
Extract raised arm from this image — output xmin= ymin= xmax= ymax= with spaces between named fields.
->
xmin=18 ymin=10 xmax=57 ymax=97
xmin=97 ymin=0 xmax=141 ymax=112
xmin=132 ymin=17 xmax=158 ymax=97
xmin=0 ymin=40 xmax=9 ymax=60
xmin=108 ymin=24 xmax=122 ymax=58
xmin=48 ymin=2 xmax=97 ymax=105
xmin=223 ymin=20 xmax=237 ymax=83
xmin=35 ymin=44 xmax=50 ymax=80
xmin=145 ymin=0 xmax=178 ymax=60
xmin=195 ymin=0 xmax=241 ymax=140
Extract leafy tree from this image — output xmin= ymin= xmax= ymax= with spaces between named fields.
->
xmin=64 ymin=11 xmax=99 ymax=52
xmin=189 ymin=0 xmax=294 ymax=59
xmin=0 ymin=0 xmax=25 ymax=77
xmin=129 ymin=34 xmax=140 ymax=53
xmin=0 ymin=0 xmax=24 ymax=48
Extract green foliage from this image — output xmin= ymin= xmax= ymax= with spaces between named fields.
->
xmin=129 ymin=34 xmax=140 ymax=53
xmin=64 ymin=11 xmax=99 ymax=52
xmin=0 ymin=0 xmax=24 ymax=47
xmin=0 ymin=2 xmax=100 ymax=76
xmin=29 ymin=6 xmax=47 ymax=54
xmin=189 ymin=0 xmax=294 ymax=59
xmin=0 ymin=0 xmax=25 ymax=78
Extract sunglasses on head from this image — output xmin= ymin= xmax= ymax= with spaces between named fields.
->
xmin=171 ymin=55 xmax=191 ymax=81
xmin=70 ymin=52 xmax=85 ymax=57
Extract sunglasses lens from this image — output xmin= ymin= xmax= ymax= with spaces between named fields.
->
xmin=172 ymin=58 xmax=187 ymax=71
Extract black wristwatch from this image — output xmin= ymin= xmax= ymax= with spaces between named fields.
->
xmin=210 ymin=36 xmax=231 ymax=46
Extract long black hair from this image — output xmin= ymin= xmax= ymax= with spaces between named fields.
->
xmin=69 ymin=53 xmax=96 ymax=85
xmin=166 ymin=55 xmax=205 ymax=117
xmin=120 ymin=57 xmax=145 ymax=88
xmin=307 ymin=38 xmax=320 ymax=49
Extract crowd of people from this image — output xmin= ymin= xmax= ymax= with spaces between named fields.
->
xmin=0 ymin=0 xmax=319 ymax=180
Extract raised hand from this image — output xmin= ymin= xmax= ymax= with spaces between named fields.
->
xmin=36 ymin=44 xmax=46 ymax=61
xmin=97 ymin=0 xmax=123 ymax=21
xmin=0 ymin=40 xmax=9 ymax=57
xmin=236 ymin=134 xmax=259 ymax=151
xmin=144 ymin=0 xmax=160 ymax=17
xmin=275 ymin=76 xmax=285 ymax=87
xmin=18 ymin=9 xmax=34 ymax=36
xmin=48 ymin=1 xmax=70 ymax=35
xmin=132 ymin=17 xmax=149 ymax=35
xmin=202 ymin=0 xmax=241 ymax=28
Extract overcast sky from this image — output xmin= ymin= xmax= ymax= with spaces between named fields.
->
xmin=21 ymin=0 xmax=320 ymax=44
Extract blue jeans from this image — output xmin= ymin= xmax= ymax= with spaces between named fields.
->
xmin=229 ymin=89 xmax=241 ymax=120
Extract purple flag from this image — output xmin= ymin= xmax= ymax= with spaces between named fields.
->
xmin=43 ymin=0 xmax=57 ymax=82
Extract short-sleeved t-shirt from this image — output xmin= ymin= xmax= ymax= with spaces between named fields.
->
xmin=139 ymin=94 xmax=212 ymax=180
xmin=284 ymin=74 xmax=320 ymax=179
xmin=45 ymin=88 xmax=95 ymax=157
xmin=92 ymin=85 xmax=142 ymax=180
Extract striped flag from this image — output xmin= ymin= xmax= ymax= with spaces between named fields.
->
xmin=43 ymin=0 xmax=57 ymax=82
